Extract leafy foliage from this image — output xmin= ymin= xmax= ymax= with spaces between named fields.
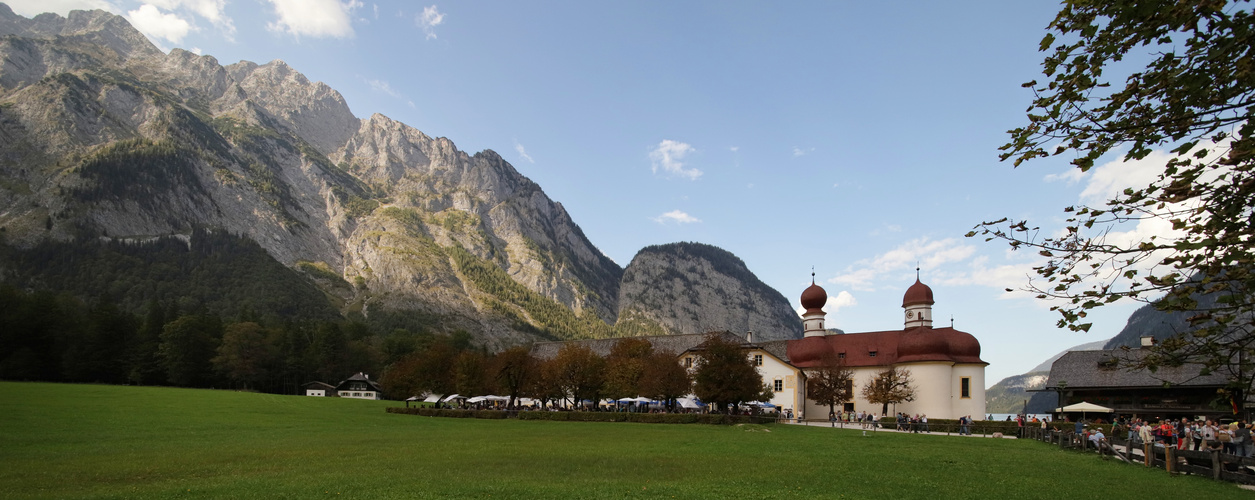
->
xmin=805 ymin=353 xmax=855 ymax=417
xmin=861 ymin=366 xmax=917 ymax=416
xmin=692 ymin=333 xmax=772 ymax=412
xmin=974 ymin=0 xmax=1255 ymax=407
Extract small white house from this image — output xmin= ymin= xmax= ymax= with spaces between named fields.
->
xmin=335 ymin=372 xmax=383 ymax=400
xmin=302 ymin=381 xmax=336 ymax=397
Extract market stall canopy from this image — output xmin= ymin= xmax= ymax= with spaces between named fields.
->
xmin=423 ymin=394 xmax=443 ymax=403
xmin=1056 ymin=401 xmax=1114 ymax=413
xmin=441 ymin=394 xmax=465 ymax=402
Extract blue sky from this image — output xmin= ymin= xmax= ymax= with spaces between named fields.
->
xmin=9 ymin=1 xmax=1172 ymax=386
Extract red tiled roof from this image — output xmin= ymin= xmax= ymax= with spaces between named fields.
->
xmin=786 ymin=327 xmax=984 ymax=368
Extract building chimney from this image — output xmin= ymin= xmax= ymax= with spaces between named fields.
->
xmin=1140 ymin=336 xmax=1156 ymax=348
xmin=746 ymin=331 xmax=753 ymax=343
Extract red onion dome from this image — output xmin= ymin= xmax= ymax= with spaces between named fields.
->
xmin=801 ymin=282 xmax=828 ymax=313
xmin=902 ymin=278 xmax=934 ymax=307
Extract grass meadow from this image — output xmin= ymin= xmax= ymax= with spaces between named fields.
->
xmin=0 ymin=382 xmax=1248 ymax=499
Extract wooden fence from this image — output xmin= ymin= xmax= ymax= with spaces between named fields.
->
xmin=1020 ymin=425 xmax=1255 ymax=486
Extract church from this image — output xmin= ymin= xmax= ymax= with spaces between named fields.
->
xmin=783 ymin=276 xmax=987 ymax=420
xmin=530 ymin=275 xmax=987 ymax=420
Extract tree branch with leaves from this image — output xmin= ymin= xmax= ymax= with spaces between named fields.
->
xmin=972 ymin=0 xmax=1255 ymax=412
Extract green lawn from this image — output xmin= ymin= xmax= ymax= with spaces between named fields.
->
xmin=0 ymin=382 xmax=1247 ymax=499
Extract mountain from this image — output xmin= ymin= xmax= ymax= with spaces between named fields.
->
xmin=1102 ymin=293 xmax=1219 ymax=349
xmin=984 ymin=338 xmax=1109 ymax=413
xmin=0 ymin=6 xmax=801 ymax=347
xmin=618 ymin=242 xmax=802 ymax=341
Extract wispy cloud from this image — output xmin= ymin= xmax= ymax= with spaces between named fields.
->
xmin=829 ymin=237 xmax=976 ymax=291
xmin=514 ymin=141 xmax=534 ymax=163
xmin=792 ymin=147 xmax=814 ymax=157
xmin=266 ymin=0 xmax=360 ymax=39
xmin=652 ymin=210 xmax=701 ymax=224
xmin=649 ymin=140 xmax=701 ymax=180
xmin=361 ymin=77 xmax=415 ymax=108
xmin=416 ymin=5 xmax=444 ymax=39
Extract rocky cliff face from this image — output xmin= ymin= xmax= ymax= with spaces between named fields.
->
xmin=0 ymin=6 xmax=797 ymax=347
xmin=619 ymin=242 xmax=802 ymax=340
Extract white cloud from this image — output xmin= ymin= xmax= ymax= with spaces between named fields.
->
xmin=266 ymin=0 xmax=359 ymax=39
xmin=189 ymin=46 xmax=201 ymax=54
xmin=652 ymin=210 xmax=701 ymax=224
xmin=792 ymin=147 xmax=814 ymax=157
xmin=829 ymin=237 xmax=976 ymax=291
xmin=729 ymin=146 xmax=739 ymax=152
xmin=6 ymin=0 xmax=118 ymax=16
xmin=514 ymin=141 xmax=534 ymax=163
xmin=649 ymin=140 xmax=701 ymax=180
xmin=135 ymin=0 xmax=234 ymax=40
xmin=127 ymin=4 xmax=191 ymax=44
xmin=416 ymin=5 xmax=444 ymax=40
xmin=826 ymin=291 xmax=857 ymax=312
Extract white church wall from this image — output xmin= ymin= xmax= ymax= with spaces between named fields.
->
xmin=896 ymin=362 xmax=954 ymax=418
xmin=952 ymin=364 xmax=987 ymax=419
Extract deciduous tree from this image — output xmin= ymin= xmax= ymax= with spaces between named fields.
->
xmin=492 ymin=346 xmax=535 ymax=408
xmin=639 ymin=349 xmax=691 ymax=411
xmin=603 ymin=337 xmax=653 ymax=400
xmin=550 ymin=343 xmax=605 ymax=409
xmin=973 ymin=0 xmax=1255 ymax=409
xmin=861 ymin=366 xmax=915 ymax=416
xmin=692 ymin=334 xmax=771 ymax=413
xmin=806 ymin=353 xmax=854 ymax=418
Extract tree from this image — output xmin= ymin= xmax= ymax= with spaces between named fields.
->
xmin=524 ymin=356 xmax=565 ymax=408
xmin=492 ymin=346 xmax=535 ymax=408
xmin=974 ymin=1 xmax=1255 ymax=411
xmin=454 ymin=350 xmax=489 ymax=397
xmin=639 ymin=349 xmax=691 ymax=412
xmin=550 ymin=344 xmax=605 ymax=409
xmin=158 ymin=314 xmax=222 ymax=387
xmin=692 ymin=333 xmax=772 ymax=413
xmin=861 ymin=366 xmax=916 ymax=416
xmin=603 ymin=338 xmax=653 ymax=401
xmin=806 ymin=353 xmax=855 ymax=418
xmin=212 ymin=322 xmax=278 ymax=390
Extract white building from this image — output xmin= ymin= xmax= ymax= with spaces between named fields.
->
xmin=335 ymin=372 xmax=383 ymax=400
xmin=785 ymin=276 xmax=987 ymax=420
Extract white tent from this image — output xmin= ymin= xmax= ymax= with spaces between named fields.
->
xmin=441 ymin=394 xmax=465 ymax=402
xmin=677 ymin=397 xmax=705 ymax=409
xmin=1056 ymin=401 xmax=1114 ymax=413
xmin=422 ymin=394 xmax=443 ymax=403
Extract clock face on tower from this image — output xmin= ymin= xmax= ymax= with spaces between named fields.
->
xmin=906 ymin=311 xmax=914 ymax=319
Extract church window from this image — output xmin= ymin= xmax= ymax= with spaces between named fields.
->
xmin=773 ymin=379 xmax=783 ymax=392
xmin=868 ymin=351 xmax=877 ymax=357
xmin=753 ymin=354 xmax=763 ymax=366
xmin=837 ymin=352 xmax=845 ymax=359
xmin=961 ymin=377 xmax=971 ymax=399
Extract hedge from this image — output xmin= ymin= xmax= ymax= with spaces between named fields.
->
xmin=388 ymin=407 xmax=775 ymax=425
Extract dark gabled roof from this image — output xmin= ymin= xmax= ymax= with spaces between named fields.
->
xmin=757 ymin=340 xmax=791 ymax=363
xmin=301 ymin=381 xmax=335 ymax=390
xmin=530 ymin=331 xmax=753 ymax=360
xmin=1044 ymin=349 xmax=1228 ymax=389
xmin=335 ymin=372 xmax=383 ymax=392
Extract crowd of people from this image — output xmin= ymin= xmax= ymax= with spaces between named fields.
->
xmin=1113 ymin=417 xmax=1254 ymax=456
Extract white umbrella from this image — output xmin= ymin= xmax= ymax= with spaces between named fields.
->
xmin=441 ymin=394 xmax=465 ymax=402
xmin=466 ymin=396 xmax=488 ymax=403
xmin=1055 ymin=401 xmax=1114 ymax=420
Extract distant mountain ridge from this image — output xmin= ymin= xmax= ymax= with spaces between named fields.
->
xmin=985 ymin=338 xmax=1110 ymax=413
xmin=0 ymin=5 xmax=802 ymax=346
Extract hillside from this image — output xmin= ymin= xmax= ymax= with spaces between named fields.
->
xmin=618 ymin=242 xmax=803 ymax=340
xmin=0 ymin=6 xmax=801 ymax=347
